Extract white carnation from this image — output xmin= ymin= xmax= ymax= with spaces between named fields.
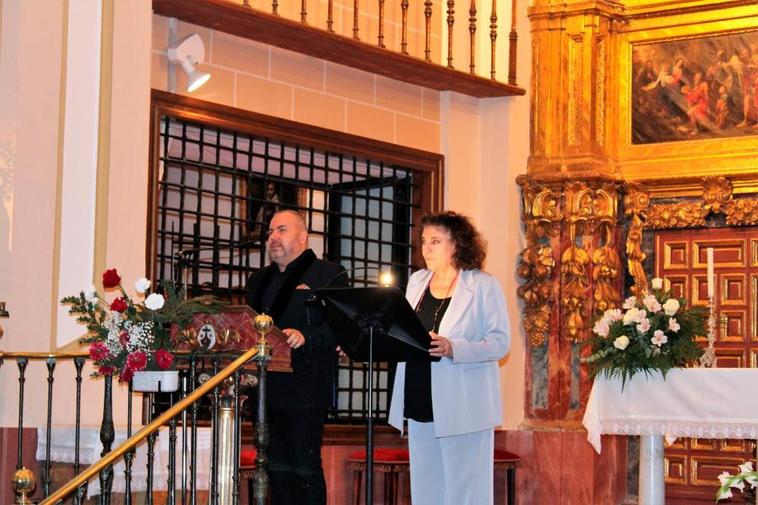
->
xmin=84 ymin=285 xmax=98 ymax=303
xmin=651 ymin=278 xmax=664 ymax=290
xmin=144 ymin=293 xmax=165 ymax=310
xmin=135 ymin=277 xmax=151 ymax=294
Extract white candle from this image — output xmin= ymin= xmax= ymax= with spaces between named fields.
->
xmin=706 ymin=247 xmax=714 ymax=299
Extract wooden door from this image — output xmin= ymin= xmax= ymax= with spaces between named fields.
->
xmin=656 ymin=227 xmax=757 ymax=503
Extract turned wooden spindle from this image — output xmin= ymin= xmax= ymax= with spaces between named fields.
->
xmin=353 ymin=0 xmax=360 ymax=39
xmin=327 ymin=0 xmax=334 ymax=31
xmin=401 ymin=0 xmax=409 ymax=54
xmin=378 ymin=0 xmax=386 ymax=48
xmin=490 ymin=0 xmax=497 ymax=79
xmin=301 ymin=0 xmax=307 ymax=23
xmin=272 ymin=0 xmax=279 ymax=14
xmin=446 ymin=0 xmax=455 ymax=68
xmin=469 ymin=0 xmax=477 ymax=74
xmin=424 ymin=0 xmax=433 ymax=62
xmin=508 ymin=0 xmax=518 ymax=85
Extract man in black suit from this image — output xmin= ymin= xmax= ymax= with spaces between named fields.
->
xmin=247 ymin=209 xmax=346 ymax=505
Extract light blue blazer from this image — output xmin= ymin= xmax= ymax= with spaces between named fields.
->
xmin=388 ymin=268 xmax=511 ymax=438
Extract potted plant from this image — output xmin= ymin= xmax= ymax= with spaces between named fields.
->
xmin=62 ymin=268 xmax=224 ymax=392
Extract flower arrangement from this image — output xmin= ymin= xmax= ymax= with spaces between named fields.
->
xmin=62 ymin=268 xmax=224 ymax=382
xmin=717 ymin=462 xmax=758 ymax=501
xmin=583 ymin=277 xmax=707 ymax=384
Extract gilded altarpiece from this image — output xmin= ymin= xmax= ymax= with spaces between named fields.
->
xmin=524 ymin=0 xmax=758 ymax=500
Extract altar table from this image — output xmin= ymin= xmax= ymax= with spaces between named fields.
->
xmin=37 ymin=426 xmax=212 ymax=497
xmin=582 ymin=368 xmax=758 ymax=505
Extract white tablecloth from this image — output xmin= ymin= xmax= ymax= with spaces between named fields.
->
xmin=583 ymin=368 xmax=758 ymax=453
xmin=36 ymin=426 xmax=212 ymax=496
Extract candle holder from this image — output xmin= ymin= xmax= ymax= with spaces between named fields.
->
xmin=699 ymin=295 xmax=717 ymax=368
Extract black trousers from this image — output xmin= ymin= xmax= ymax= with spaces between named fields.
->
xmin=267 ymin=407 xmax=327 ymax=505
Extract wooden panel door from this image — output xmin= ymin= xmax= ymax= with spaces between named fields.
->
xmin=656 ymin=228 xmax=758 ymax=503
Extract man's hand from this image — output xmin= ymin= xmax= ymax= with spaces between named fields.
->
xmin=282 ymin=328 xmax=306 ymax=349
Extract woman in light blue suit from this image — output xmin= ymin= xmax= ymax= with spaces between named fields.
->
xmin=388 ymin=211 xmax=510 ymax=505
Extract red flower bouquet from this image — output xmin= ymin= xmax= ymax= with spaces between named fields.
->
xmin=62 ymin=269 xmax=224 ymax=382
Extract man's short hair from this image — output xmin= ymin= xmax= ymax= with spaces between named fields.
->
xmin=273 ymin=209 xmax=307 ymax=232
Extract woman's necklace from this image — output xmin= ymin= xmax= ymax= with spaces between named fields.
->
xmin=424 ymin=270 xmax=459 ymax=333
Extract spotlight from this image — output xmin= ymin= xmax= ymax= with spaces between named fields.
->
xmin=167 ymin=33 xmax=211 ymax=92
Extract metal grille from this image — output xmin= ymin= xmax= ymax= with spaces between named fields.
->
xmin=152 ymin=113 xmax=421 ymax=422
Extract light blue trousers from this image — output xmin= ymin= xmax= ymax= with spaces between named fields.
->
xmin=407 ymin=420 xmax=494 ymax=505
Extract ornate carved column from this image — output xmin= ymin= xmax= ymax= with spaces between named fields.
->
xmin=519 ymin=0 xmax=625 ymax=424
xmin=517 ymin=175 xmax=622 ymax=423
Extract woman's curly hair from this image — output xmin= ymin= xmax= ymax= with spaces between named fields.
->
xmin=420 ymin=211 xmax=487 ymax=270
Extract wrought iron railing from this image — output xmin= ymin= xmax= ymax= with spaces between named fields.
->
xmin=1 ymin=347 xmax=270 ymax=505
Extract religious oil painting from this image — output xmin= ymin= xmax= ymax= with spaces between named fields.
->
xmin=243 ymin=179 xmax=301 ymax=243
xmin=631 ymin=30 xmax=758 ymax=145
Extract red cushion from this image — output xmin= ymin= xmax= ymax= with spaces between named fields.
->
xmin=241 ymin=446 xmax=257 ymax=467
xmin=493 ymin=449 xmax=520 ymax=462
xmin=348 ymin=448 xmax=410 ymax=463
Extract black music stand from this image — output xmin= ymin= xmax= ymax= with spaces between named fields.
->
xmin=312 ymin=286 xmax=438 ymax=505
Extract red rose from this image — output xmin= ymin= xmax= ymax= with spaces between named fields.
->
xmin=119 ymin=330 xmax=130 ymax=347
xmin=126 ymin=350 xmax=147 ymax=372
xmin=102 ymin=268 xmax=122 ymax=289
xmin=119 ymin=366 xmax=133 ymax=383
xmin=155 ymin=349 xmax=174 ymax=370
xmin=98 ymin=366 xmax=115 ymax=376
xmin=110 ymin=297 xmax=128 ymax=313
xmin=89 ymin=342 xmax=110 ymax=362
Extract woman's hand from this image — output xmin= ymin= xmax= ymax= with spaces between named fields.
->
xmin=429 ymin=332 xmax=453 ymax=358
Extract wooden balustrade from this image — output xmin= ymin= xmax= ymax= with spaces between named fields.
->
xmin=153 ymin=0 xmax=525 ymax=97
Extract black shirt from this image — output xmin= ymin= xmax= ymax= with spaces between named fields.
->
xmin=404 ymin=287 xmax=451 ymax=422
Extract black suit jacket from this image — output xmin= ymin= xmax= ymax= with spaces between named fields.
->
xmin=247 ymin=249 xmax=347 ymax=410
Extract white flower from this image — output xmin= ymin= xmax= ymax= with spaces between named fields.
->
xmin=643 ymin=294 xmax=662 ymax=313
xmin=662 ymin=298 xmax=680 ymax=316
xmin=622 ymin=296 xmax=637 ymax=310
xmin=651 ymin=277 xmax=664 ymax=290
xmin=613 ymin=335 xmax=630 ymax=350
xmin=718 ymin=471 xmax=732 ymax=487
xmin=651 ymin=330 xmax=668 ymax=347
xmin=593 ymin=319 xmax=610 ymax=338
xmin=636 ymin=318 xmax=651 ymax=334
xmin=134 ymin=277 xmax=151 ymax=294
xmin=84 ymin=285 xmax=98 ymax=303
xmin=668 ymin=318 xmax=680 ymax=332
xmin=144 ymin=293 xmax=165 ymax=310
xmin=623 ymin=307 xmax=641 ymax=325
xmin=738 ymin=462 xmax=754 ymax=474
xmin=604 ymin=308 xmax=623 ymax=323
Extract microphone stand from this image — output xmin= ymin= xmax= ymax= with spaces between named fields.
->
xmin=356 ymin=314 xmax=383 ymax=505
